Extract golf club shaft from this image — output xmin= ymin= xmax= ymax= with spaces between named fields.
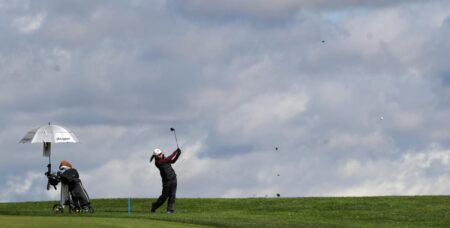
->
xmin=173 ymin=130 xmax=179 ymax=148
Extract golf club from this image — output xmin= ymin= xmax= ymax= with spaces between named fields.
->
xmin=170 ymin=127 xmax=179 ymax=149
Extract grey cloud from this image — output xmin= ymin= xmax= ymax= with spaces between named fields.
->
xmin=2 ymin=1 xmax=450 ymax=202
xmin=170 ymin=0 xmax=430 ymax=22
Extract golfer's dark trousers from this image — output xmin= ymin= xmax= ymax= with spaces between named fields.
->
xmin=152 ymin=178 xmax=177 ymax=212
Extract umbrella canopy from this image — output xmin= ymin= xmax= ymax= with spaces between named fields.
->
xmin=19 ymin=124 xmax=79 ymax=144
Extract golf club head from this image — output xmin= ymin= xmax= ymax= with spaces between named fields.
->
xmin=170 ymin=128 xmax=175 ymax=131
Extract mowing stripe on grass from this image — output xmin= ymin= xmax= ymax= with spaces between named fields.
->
xmin=0 ymin=215 xmax=210 ymax=228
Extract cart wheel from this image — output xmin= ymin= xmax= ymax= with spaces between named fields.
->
xmin=69 ymin=205 xmax=76 ymax=214
xmin=53 ymin=204 xmax=63 ymax=214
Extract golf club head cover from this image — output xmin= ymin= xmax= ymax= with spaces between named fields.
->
xmin=46 ymin=173 xmax=60 ymax=190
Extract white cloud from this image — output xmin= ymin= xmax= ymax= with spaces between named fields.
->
xmin=0 ymin=171 xmax=49 ymax=202
xmin=12 ymin=13 xmax=46 ymax=33
xmin=82 ymin=157 xmax=155 ymax=198
xmin=334 ymin=146 xmax=450 ymax=196
xmin=217 ymin=89 xmax=308 ymax=141
xmin=6 ymin=172 xmax=41 ymax=194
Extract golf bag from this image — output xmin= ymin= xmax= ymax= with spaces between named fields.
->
xmin=48 ymin=168 xmax=94 ymax=214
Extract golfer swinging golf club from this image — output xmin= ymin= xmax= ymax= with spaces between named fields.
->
xmin=150 ymin=147 xmax=181 ymax=213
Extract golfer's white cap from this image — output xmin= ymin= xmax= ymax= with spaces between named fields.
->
xmin=153 ymin=148 xmax=163 ymax=156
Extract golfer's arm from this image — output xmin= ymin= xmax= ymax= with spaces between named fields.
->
xmin=172 ymin=151 xmax=181 ymax=163
xmin=157 ymin=151 xmax=177 ymax=164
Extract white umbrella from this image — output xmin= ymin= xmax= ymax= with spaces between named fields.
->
xmin=19 ymin=123 xmax=79 ymax=190
xmin=19 ymin=123 xmax=78 ymax=157
xmin=19 ymin=123 xmax=79 ymax=144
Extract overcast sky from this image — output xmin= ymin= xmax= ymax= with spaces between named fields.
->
xmin=1 ymin=0 xmax=450 ymax=202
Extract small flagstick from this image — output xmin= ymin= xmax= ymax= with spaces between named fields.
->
xmin=128 ymin=197 xmax=131 ymax=216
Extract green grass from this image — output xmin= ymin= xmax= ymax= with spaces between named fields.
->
xmin=0 ymin=215 xmax=207 ymax=228
xmin=1 ymin=196 xmax=449 ymax=227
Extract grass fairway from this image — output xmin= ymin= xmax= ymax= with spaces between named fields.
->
xmin=0 ymin=215 xmax=208 ymax=228
xmin=1 ymin=196 xmax=449 ymax=227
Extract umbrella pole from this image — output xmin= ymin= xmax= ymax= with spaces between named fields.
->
xmin=44 ymin=142 xmax=53 ymax=190
xmin=44 ymin=142 xmax=52 ymax=173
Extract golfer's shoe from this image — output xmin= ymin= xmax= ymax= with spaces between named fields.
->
xmin=167 ymin=210 xmax=174 ymax=214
